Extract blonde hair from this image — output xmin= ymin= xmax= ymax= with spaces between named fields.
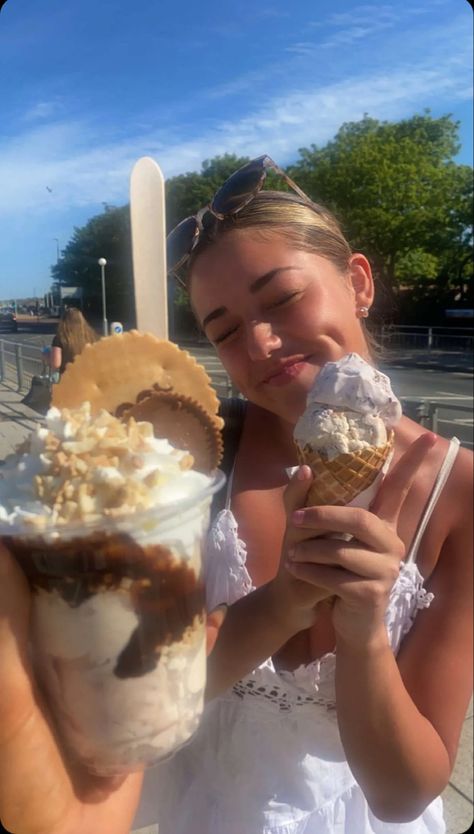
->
xmin=188 ymin=190 xmax=353 ymax=274
xmin=187 ymin=190 xmax=379 ymax=357
xmin=55 ymin=308 xmax=98 ymax=367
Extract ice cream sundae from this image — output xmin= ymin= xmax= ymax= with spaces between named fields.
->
xmin=0 ymin=332 xmax=224 ymax=776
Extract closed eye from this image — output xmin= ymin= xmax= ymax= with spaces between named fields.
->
xmin=212 ymin=325 xmax=240 ymax=345
xmin=267 ymin=291 xmax=301 ymax=309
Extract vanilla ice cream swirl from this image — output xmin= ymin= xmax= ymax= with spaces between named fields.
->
xmin=294 ymin=353 xmax=402 ymax=460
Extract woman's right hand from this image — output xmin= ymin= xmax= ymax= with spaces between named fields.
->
xmin=0 ymin=542 xmax=143 ymax=834
xmin=268 ymin=466 xmax=332 ymax=636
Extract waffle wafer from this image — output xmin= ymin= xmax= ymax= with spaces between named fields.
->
xmin=52 ymin=331 xmax=223 ymax=428
xmin=120 ymin=391 xmax=223 ymax=474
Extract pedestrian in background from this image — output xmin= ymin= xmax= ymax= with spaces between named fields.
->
xmin=50 ymin=307 xmax=99 ymax=381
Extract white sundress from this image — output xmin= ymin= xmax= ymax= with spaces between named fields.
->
xmin=132 ymin=438 xmax=461 ymax=834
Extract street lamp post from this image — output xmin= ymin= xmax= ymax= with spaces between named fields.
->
xmin=98 ymin=258 xmax=108 ymax=336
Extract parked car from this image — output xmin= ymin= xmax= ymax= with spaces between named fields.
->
xmin=0 ymin=311 xmax=18 ymax=332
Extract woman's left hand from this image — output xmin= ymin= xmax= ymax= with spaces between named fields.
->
xmin=286 ymin=432 xmax=437 ymax=650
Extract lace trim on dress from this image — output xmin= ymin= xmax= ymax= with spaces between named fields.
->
xmin=231 ymin=562 xmax=434 ymax=713
xmin=204 ymin=509 xmax=254 ymax=611
xmin=386 ymin=561 xmax=435 ymax=655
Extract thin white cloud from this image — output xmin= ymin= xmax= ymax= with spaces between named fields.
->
xmin=0 ymin=25 xmax=471 ymax=219
xmin=22 ymin=100 xmax=61 ymax=123
xmin=284 ymin=42 xmax=317 ymax=56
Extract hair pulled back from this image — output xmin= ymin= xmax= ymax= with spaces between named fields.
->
xmin=188 ymin=190 xmax=353 ymax=277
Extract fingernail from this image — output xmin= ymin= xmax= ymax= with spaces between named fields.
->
xmin=425 ymin=432 xmax=438 ymax=446
xmin=297 ymin=465 xmax=311 ymax=481
xmin=210 ymin=603 xmax=228 ymax=615
xmin=292 ymin=510 xmax=305 ymax=525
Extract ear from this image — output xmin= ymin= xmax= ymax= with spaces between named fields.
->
xmin=348 ymin=253 xmax=374 ymax=311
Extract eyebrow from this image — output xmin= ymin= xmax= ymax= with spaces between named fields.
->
xmin=201 ymin=267 xmax=299 ymax=330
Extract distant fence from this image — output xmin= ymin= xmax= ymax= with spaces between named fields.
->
xmin=401 ymin=398 xmax=473 ymax=448
xmin=376 ymin=325 xmax=473 ymax=353
xmin=0 ymin=336 xmax=471 ymax=447
xmin=0 ymin=340 xmax=48 ymax=391
xmin=0 ymin=339 xmax=236 ymax=398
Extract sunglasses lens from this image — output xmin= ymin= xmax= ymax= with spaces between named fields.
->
xmin=212 ymin=159 xmax=266 ymax=216
xmin=167 ymin=216 xmax=198 ymax=270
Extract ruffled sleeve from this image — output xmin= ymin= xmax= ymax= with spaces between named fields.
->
xmin=203 ymin=509 xmax=254 ymax=612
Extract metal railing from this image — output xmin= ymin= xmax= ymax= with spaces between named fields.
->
xmin=377 ymin=325 xmax=473 ymax=353
xmin=1 ymin=339 xmax=471 ymax=446
xmin=0 ymin=338 xmax=237 ymax=398
xmin=401 ymin=398 xmax=473 ymax=447
xmin=0 ymin=339 xmax=49 ymax=391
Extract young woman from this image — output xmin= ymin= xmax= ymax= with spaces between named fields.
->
xmin=50 ymin=307 xmax=99 ymax=378
xmin=0 ymin=159 xmax=472 ymax=834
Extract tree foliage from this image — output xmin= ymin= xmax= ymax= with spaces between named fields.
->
xmin=50 ymin=113 xmax=472 ymax=329
xmin=51 ymin=205 xmax=134 ymax=327
xmin=289 ymin=112 xmax=472 ymax=317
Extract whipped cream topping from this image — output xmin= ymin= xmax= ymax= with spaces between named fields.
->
xmin=294 ymin=353 xmax=401 ymax=458
xmin=0 ymin=403 xmax=211 ymax=529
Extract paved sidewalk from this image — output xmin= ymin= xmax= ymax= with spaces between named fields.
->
xmin=1 ymin=381 xmax=472 ymax=834
xmin=0 ymin=380 xmax=44 ymax=460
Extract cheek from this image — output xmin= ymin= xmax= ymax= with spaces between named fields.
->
xmin=216 ymin=346 xmax=248 ymax=386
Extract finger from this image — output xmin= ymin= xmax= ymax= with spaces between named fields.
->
xmin=286 ymin=560 xmax=360 ymax=592
xmin=206 ymin=604 xmax=227 ymax=656
xmin=283 ymin=465 xmax=313 ymax=517
xmin=290 ymin=505 xmax=402 ymax=553
xmin=288 ymin=539 xmax=401 ymax=581
xmin=0 ymin=543 xmax=31 ymax=677
xmin=371 ymin=432 xmax=438 ymax=524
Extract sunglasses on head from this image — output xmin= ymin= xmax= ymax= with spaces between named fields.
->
xmin=166 ymin=155 xmax=312 ymax=275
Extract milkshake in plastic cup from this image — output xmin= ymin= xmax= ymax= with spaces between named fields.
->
xmin=0 ymin=403 xmax=224 ymax=776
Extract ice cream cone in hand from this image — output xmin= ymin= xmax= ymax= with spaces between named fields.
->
xmin=293 ymin=353 xmax=402 ymax=602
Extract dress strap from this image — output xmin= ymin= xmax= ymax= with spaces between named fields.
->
xmin=225 ymin=463 xmax=236 ymax=510
xmin=406 ymin=437 xmax=461 ymax=564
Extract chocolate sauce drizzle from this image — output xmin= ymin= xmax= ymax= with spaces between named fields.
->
xmin=5 ymin=531 xmax=205 ymax=679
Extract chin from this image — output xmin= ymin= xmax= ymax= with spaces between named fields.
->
xmin=259 ymin=389 xmax=308 ymax=425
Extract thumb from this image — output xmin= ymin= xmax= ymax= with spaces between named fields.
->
xmin=283 ymin=465 xmax=313 ymax=517
xmin=205 ymin=604 xmax=227 ymax=656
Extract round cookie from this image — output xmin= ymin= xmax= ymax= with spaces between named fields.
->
xmin=51 ymin=330 xmax=223 ymax=429
xmin=120 ymin=392 xmax=223 ymax=474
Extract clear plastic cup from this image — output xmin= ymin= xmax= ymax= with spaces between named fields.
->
xmin=2 ymin=470 xmax=225 ymax=777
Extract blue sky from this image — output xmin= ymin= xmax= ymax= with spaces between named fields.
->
xmin=0 ymin=0 xmax=472 ymax=301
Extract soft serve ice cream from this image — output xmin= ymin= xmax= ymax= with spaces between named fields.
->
xmin=0 ymin=402 xmax=223 ymax=776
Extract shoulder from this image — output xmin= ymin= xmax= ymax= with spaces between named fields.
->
xmin=422 ymin=439 xmax=473 ymax=606
xmin=394 ymin=421 xmax=472 ymax=576
xmin=51 ymin=334 xmax=62 ymax=348
xmin=435 ymin=442 xmax=473 ymax=567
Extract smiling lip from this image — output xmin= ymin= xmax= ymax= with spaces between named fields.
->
xmin=262 ymin=357 xmax=310 ymax=386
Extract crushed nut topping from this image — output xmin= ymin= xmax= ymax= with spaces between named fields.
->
xmin=21 ymin=403 xmax=194 ymax=526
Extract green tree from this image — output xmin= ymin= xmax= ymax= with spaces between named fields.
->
xmin=51 ymin=205 xmax=134 ymax=327
xmin=165 ymin=153 xmax=251 ymax=230
xmin=291 ymin=112 xmax=472 ymax=319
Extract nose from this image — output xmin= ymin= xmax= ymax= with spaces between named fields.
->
xmin=245 ymin=320 xmax=282 ymax=360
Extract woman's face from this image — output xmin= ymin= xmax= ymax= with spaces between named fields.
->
xmin=190 ymin=230 xmax=373 ymax=424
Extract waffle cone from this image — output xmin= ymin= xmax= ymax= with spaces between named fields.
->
xmin=295 ymin=431 xmax=394 ymax=508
